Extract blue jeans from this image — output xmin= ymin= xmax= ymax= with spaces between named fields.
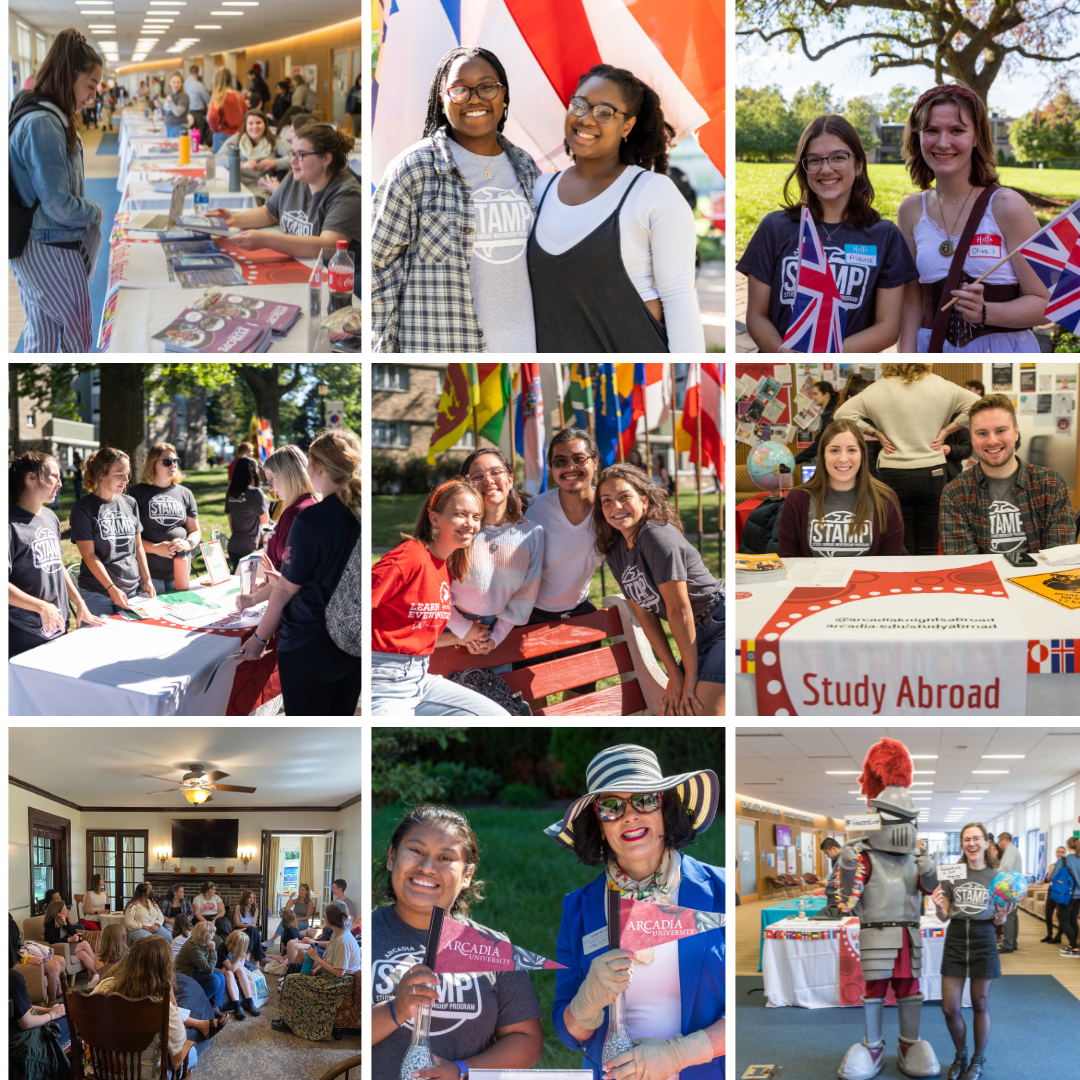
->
xmin=151 ymin=577 xmax=175 ymax=594
xmin=454 ymin=608 xmax=511 ymax=675
xmin=166 ymin=124 xmax=183 ymax=137
xmin=129 ymin=926 xmax=173 ymax=943
xmin=189 ymin=968 xmax=226 ymax=1009
xmin=678 ymin=595 xmax=726 ymax=685
xmin=371 ymin=652 xmax=508 ymax=716
xmin=82 ymin=591 xmax=123 ymax=618
xmin=212 ymin=131 xmax=230 ymax=153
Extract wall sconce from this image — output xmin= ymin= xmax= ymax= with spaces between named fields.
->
xmin=154 ymin=847 xmax=172 ymax=870
xmin=238 ymin=847 xmax=255 ymax=868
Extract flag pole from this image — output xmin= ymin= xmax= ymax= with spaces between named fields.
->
xmin=671 ymin=363 xmax=680 ymax=517
xmin=586 ymin=363 xmax=596 ymax=441
xmin=695 ymin=364 xmax=704 ymax=555
xmin=557 ymin=365 xmax=566 ymax=429
xmin=508 ymin=363 xmax=517 ymax=485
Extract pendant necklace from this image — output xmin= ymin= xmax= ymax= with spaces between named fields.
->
xmin=819 ymin=217 xmax=845 ymax=243
xmin=938 ymin=187 xmax=974 ymax=258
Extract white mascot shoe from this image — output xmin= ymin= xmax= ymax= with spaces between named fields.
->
xmin=896 ymin=1038 xmax=940 ymax=1078
xmin=838 ymin=1040 xmax=885 ymax=1080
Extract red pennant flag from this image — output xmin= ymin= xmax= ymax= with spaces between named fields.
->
xmin=618 ymin=896 xmax=725 ymax=952
xmin=432 ymin=918 xmax=565 ymax=974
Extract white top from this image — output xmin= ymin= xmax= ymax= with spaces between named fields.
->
xmin=83 ymin=889 xmax=110 ymax=914
xmin=171 ymin=934 xmax=189 ymax=958
xmin=322 ymin=928 xmax=361 ymax=975
xmin=526 ymin=487 xmax=605 ymax=612
xmin=195 ymin=896 xmax=221 ymax=918
xmin=625 ymin=882 xmax=683 ymax=1080
xmin=533 ymin=167 xmax=704 ymax=353
xmin=123 ymin=901 xmax=164 ymax=931
xmin=915 ymin=190 xmax=1019 ymax=285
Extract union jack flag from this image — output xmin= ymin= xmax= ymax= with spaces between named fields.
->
xmin=1016 ymin=197 xmax=1080 ymax=289
xmin=1043 ymin=236 xmax=1080 ymax=333
xmin=780 ymin=208 xmax=846 ymax=353
xmin=1027 ymin=639 xmax=1079 ymax=674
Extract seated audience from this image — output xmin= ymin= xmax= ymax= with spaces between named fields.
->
xmin=219 ymin=930 xmax=261 ymax=1021
xmin=282 ymin=884 xmax=317 ymax=934
xmin=123 ymin=884 xmax=171 ymax=943
xmin=272 ymin=903 xmax=359 ymax=1041
xmin=266 ymin=907 xmax=299 ymax=955
xmin=330 ymin=879 xmax=356 ymax=919
xmin=176 ymin=921 xmax=227 ymax=1012
xmin=9 ymin=916 xmax=69 ymax=1080
xmin=232 ymin=891 xmax=265 ymax=964
xmin=82 ymin=874 xmax=110 ymax=930
xmin=37 ymin=890 xmax=61 ymax=917
xmin=164 ymin=884 xmax=194 ymax=925
xmin=94 ymin=924 xmax=129 ymax=979
xmin=939 ymin=394 xmax=1074 ymax=554
xmin=778 ymin=420 xmax=904 ymax=558
xmin=170 ymin=914 xmax=192 ymax=958
xmin=43 ymin=900 xmax=99 ymax=982
xmin=193 ymin=882 xmax=229 ymax=940
xmin=10 ymin=913 xmax=65 ymax=1007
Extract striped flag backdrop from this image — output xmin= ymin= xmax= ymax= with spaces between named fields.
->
xmin=373 ymin=0 xmax=725 ymax=185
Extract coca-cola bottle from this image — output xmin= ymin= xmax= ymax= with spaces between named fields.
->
xmin=327 ymin=239 xmax=355 ymax=313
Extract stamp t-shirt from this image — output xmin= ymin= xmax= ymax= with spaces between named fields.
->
xmin=8 ymin=505 xmax=69 ymax=639
xmin=985 ymin=474 xmax=1026 ymax=553
xmin=130 ymin=482 xmax=198 ymax=579
xmin=942 ymin=863 xmax=998 ymax=921
xmin=736 ymin=210 xmax=918 ymax=338
xmin=226 ymin=488 xmax=269 ymax=557
xmin=605 ymin=520 xmax=722 ymax=624
xmin=371 ymin=904 xmax=541 ymax=1080
xmin=807 ymin=489 xmax=872 ymax=557
xmin=267 ymin=169 xmax=362 ymax=258
xmin=70 ymin=493 xmax=144 ymax=596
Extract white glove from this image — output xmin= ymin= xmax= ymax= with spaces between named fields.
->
xmin=604 ymin=1031 xmax=715 ymax=1080
xmin=569 ymin=949 xmax=634 ymax=1030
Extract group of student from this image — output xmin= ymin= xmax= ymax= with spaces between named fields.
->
xmin=749 ymin=364 xmax=1077 ymax=560
xmin=8 ymin=429 xmax=362 ymax=715
xmin=10 ymin=877 xmax=360 ymax=1078
xmin=8 ymin=29 xmax=361 ymax=353
xmin=372 ymin=46 xmax=705 ymax=353
xmin=739 ymin=84 xmax=1051 ymax=353
xmin=372 ymin=427 xmax=726 ymax=715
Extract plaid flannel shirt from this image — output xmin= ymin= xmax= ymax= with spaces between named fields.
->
xmin=371 ymin=128 xmax=540 ymax=352
xmin=939 ymin=456 xmax=1075 ymax=554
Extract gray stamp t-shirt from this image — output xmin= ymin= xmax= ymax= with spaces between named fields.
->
xmin=70 ymin=493 xmax=144 ymax=597
xmin=371 ymin=905 xmax=541 ymax=1080
xmin=448 ymin=141 xmax=536 ymax=353
xmin=985 ymin=473 xmax=1025 ymax=552
xmin=267 ymin=169 xmax=363 ymax=254
xmin=942 ymin=863 xmax=998 ymax=921
xmin=606 ymin=520 xmax=723 ymax=623
xmin=8 ymin=505 xmax=69 ymax=640
xmin=808 ymin=488 xmax=872 ymax=557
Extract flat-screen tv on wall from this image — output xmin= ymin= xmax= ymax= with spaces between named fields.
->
xmin=171 ymin=819 xmax=240 ymax=859
xmin=775 ymin=824 xmax=792 ymax=847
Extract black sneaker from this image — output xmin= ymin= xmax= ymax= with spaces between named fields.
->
xmin=1061 ymin=947 xmax=1080 ymax=957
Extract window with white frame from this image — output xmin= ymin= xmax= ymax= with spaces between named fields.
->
xmin=373 ymin=420 xmax=410 ymax=448
xmin=373 ymin=365 xmax=409 ymax=391
xmin=453 ymin=429 xmax=475 ymax=450
xmin=1025 ymin=800 xmax=1041 ymax=873
xmin=1050 ymin=783 xmax=1075 ymax=854
xmin=17 ymin=22 xmax=32 ymax=63
xmin=36 ymin=33 xmax=46 ymax=63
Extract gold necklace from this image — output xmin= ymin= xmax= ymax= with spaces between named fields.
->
xmin=937 ymin=187 xmax=974 ymax=257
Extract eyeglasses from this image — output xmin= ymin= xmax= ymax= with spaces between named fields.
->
xmin=160 ymin=458 xmax=180 ymax=467
xmin=289 ymin=149 xmax=324 ymax=163
xmin=801 ymin=151 xmax=854 ymax=172
xmin=594 ymin=792 xmax=663 ymax=822
xmin=568 ymin=96 xmax=626 ymax=124
xmin=444 ymin=81 xmax=504 ymax=105
xmin=552 ymin=454 xmax=593 ymax=469
xmin=467 ymin=467 xmax=507 ymax=484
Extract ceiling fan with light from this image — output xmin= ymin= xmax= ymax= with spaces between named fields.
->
xmin=145 ymin=764 xmax=257 ymax=805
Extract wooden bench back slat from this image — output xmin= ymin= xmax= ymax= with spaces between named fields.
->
xmin=428 ymin=608 xmax=623 ymax=676
xmin=534 ymin=679 xmax=647 ymax=716
xmin=497 ymin=642 xmax=634 ymax=699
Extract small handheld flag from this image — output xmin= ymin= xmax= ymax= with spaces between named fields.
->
xmin=780 ymin=209 xmax=846 ymax=353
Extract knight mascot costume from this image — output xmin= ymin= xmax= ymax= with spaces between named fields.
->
xmin=837 ymin=738 xmax=939 ymax=1080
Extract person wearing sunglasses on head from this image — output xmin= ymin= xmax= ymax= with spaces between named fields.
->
xmin=130 ymin=442 xmax=201 ymax=594
xmin=527 ymin=65 xmax=704 ymax=353
xmin=206 ymin=116 xmax=361 ymax=265
xmin=372 ymin=46 xmax=540 ymax=352
xmin=549 ymin=744 xmax=725 ymax=1080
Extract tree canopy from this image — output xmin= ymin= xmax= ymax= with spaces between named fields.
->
xmin=1010 ymin=93 xmax=1080 ymax=163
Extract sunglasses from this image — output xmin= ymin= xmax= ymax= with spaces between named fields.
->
xmin=552 ymin=454 xmax=593 ymax=469
xmin=160 ymin=458 xmax=180 ymax=467
xmin=593 ymin=792 xmax=663 ymax=822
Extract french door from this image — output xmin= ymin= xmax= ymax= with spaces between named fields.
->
xmin=86 ymin=831 xmax=149 ymax=910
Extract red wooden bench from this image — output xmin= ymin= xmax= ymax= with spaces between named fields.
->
xmin=427 ymin=595 xmax=666 ymax=716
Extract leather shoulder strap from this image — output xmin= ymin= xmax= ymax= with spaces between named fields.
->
xmin=928 ymin=183 xmax=999 ymax=353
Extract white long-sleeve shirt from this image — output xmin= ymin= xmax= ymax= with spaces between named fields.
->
xmin=123 ymin=901 xmax=165 ymax=931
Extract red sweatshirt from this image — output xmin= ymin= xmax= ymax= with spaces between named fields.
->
xmin=371 ymin=539 xmax=453 ymax=655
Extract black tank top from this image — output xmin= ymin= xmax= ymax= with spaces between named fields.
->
xmin=527 ymin=169 xmax=669 ymax=353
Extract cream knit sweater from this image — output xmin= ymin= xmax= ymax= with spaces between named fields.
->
xmin=834 ymin=374 xmax=980 ymax=470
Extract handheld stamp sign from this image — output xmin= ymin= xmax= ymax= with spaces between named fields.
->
xmin=845 ymin=813 xmax=882 ymax=832
xmin=200 ymin=540 xmax=232 ymax=585
xmin=937 ymin=864 xmax=968 ymax=882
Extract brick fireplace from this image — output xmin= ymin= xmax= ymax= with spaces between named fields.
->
xmin=146 ymin=871 xmax=264 ymax=915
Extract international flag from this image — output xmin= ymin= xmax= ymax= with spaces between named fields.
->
xmin=1016 ymin=197 xmax=1080 ymax=289
xmin=433 ymin=917 xmax=564 ymax=974
xmin=780 ymin=208 xmax=847 ymax=353
xmin=1043 ymin=236 xmax=1080 ymax=333
xmin=1027 ymin=639 xmax=1079 ymax=674
xmin=594 ymin=362 xmax=634 ymax=467
xmin=372 ymin=0 xmax=724 ymax=184
xmin=475 ymin=363 xmax=511 ymax=444
xmin=248 ymin=416 xmax=273 ymax=463
xmin=514 ymin=362 xmax=547 ymax=496
xmin=640 ymin=362 xmax=672 ymax=432
xmin=677 ymin=363 xmax=724 ymax=482
xmin=566 ymin=363 xmax=594 ymax=431
xmin=617 ymin=363 xmax=642 ymax=461
xmin=740 ymin=639 xmax=755 ymax=674
xmin=427 ymin=364 xmax=510 ymax=464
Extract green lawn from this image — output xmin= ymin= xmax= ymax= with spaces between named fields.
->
xmin=734 ymin=162 xmax=1080 ymax=257
xmin=372 ymin=801 xmax=726 ymax=1069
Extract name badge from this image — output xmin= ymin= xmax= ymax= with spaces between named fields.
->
xmin=969 ymin=233 xmax=1002 ymax=258
xmin=844 ymin=244 xmax=877 ymax=267
xmin=583 ymin=928 xmax=608 ymax=955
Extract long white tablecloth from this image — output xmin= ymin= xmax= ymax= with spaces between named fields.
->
xmin=762 ymin=916 xmax=970 ymax=1009
xmin=121 ymin=175 xmax=262 ymax=212
xmin=736 ymin=553 xmax=1080 ymax=716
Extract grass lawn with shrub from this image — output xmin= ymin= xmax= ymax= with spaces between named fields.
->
xmin=371 ymin=800 xmax=726 ymax=1070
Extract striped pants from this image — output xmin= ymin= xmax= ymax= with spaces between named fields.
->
xmin=10 ymin=238 xmax=94 ymax=352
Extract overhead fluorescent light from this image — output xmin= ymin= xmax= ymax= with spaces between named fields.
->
xmin=981 ymin=755 xmax=1024 ymax=759
xmin=210 ymin=10 xmax=244 ymax=13
xmin=87 ymin=25 xmax=116 ymax=28
xmin=912 ymin=770 xmax=936 ymax=774
xmin=221 ymin=1 xmax=259 ymax=4
xmin=194 ymin=25 xmax=221 ymax=28
xmin=911 ymin=782 xmax=934 ymax=786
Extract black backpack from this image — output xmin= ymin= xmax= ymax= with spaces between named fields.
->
xmin=738 ymin=495 xmax=785 ymax=555
xmin=9 ymin=94 xmax=56 ymax=259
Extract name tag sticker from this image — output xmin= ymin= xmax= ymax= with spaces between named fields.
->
xmin=583 ymin=928 xmax=608 ymax=955
xmin=937 ymin=864 xmax=968 ymax=882
xmin=969 ymin=233 xmax=1002 ymax=258
xmin=844 ymin=244 xmax=877 ymax=267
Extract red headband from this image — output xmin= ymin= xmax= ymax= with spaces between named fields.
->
xmin=426 ymin=479 xmax=464 ymax=510
xmin=911 ymin=84 xmax=981 ymax=122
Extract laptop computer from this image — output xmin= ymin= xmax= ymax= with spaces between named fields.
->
xmin=126 ymin=181 xmax=187 ymax=231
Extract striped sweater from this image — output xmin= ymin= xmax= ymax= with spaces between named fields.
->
xmin=447 ymin=518 xmax=544 ymax=646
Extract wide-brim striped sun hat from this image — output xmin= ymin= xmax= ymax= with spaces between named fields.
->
xmin=544 ymin=744 xmax=718 ymax=851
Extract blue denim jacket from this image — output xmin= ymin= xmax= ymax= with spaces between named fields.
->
xmin=10 ymin=99 xmax=103 ymax=242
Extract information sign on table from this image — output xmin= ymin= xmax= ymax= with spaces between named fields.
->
xmin=201 ymin=541 xmax=231 ymax=584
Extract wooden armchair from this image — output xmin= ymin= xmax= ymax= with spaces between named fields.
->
xmin=63 ymin=986 xmax=195 ymax=1080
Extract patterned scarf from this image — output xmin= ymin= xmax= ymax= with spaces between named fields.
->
xmin=606 ymin=847 xmax=682 ymax=903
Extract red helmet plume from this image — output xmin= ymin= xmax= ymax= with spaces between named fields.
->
xmin=858 ymin=738 xmax=913 ymax=806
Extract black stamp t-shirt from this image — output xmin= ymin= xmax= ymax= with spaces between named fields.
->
xmin=130 ymin=483 xmax=199 ymax=579
xmin=70 ymin=493 xmax=144 ymax=596
xmin=8 ymin=505 xmax=69 ymax=639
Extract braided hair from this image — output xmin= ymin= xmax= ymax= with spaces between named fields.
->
xmin=568 ymin=64 xmax=674 ymax=173
xmin=422 ymin=47 xmax=510 ymax=139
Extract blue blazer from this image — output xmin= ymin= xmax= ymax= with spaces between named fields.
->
xmin=553 ymin=855 xmax=726 ymax=1080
